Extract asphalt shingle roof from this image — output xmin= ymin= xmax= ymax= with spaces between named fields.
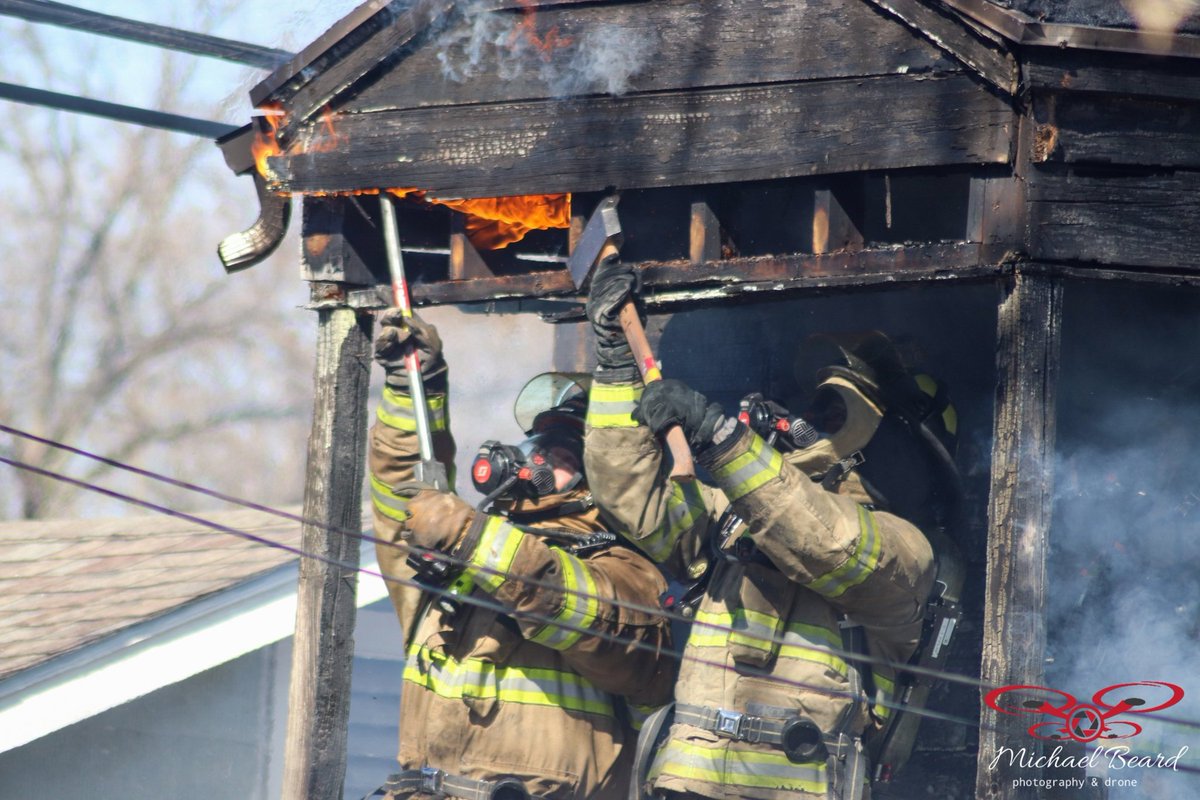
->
xmin=0 ymin=507 xmax=302 ymax=681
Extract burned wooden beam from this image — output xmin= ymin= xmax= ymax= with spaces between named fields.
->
xmin=1031 ymin=93 xmax=1200 ymax=168
xmin=812 ymin=188 xmax=864 ymax=255
xmin=269 ymin=74 xmax=1013 ymax=197
xmin=860 ymin=0 xmax=1017 ymax=94
xmin=407 ymin=241 xmax=1008 ymax=305
xmin=1028 ymin=169 xmax=1200 ymax=270
xmin=976 ymin=271 xmax=1062 ymax=800
xmin=282 ymin=307 xmax=372 ymax=800
xmin=689 ymin=201 xmax=722 ymax=265
xmin=449 ymin=216 xmax=493 ymax=280
xmin=344 ymin=0 xmax=955 ymax=113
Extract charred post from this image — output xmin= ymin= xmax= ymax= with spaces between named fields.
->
xmin=977 ymin=270 xmax=1063 ymax=799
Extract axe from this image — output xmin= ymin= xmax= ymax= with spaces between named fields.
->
xmin=569 ymin=197 xmax=695 ymax=481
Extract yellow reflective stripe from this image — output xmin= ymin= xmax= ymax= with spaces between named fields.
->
xmin=806 ymin=505 xmax=882 ymax=599
xmin=872 ymin=670 xmax=896 ymax=720
xmin=377 ymin=386 xmax=448 ymax=432
xmin=639 ymin=481 xmax=705 ymax=563
xmin=651 ymin=740 xmax=827 ymax=792
xmin=370 ymin=473 xmax=409 ymax=522
xmin=689 ymin=610 xmax=849 ymax=677
xmin=586 ymin=382 xmax=642 ymax=428
xmin=711 ymin=432 xmax=783 ymax=501
xmin=403 ymin=644 xmax=614 ymax=717
xmin=626 ymin=702 xmax=659 ymax=732
xmin=467 ymin=516 xmax=524 ymax=593
xmin=528 ymin=549 xmax=598 ymax=651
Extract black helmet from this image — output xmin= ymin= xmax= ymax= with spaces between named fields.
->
xmin=795 ymin=332 xmax=962 ymax=529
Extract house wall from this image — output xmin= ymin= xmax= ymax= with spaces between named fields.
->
xmin=0 ymin=641 xmax=291 ymax=800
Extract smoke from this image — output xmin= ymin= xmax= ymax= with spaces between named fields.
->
xmin=1046 ymin=381 xmax=1200 ymax=796
xmin=436 ymin=2 xmax=655 ymax=98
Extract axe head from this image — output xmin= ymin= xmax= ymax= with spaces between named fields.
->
xmin=567 ymin=195 xmax=623 ymax=291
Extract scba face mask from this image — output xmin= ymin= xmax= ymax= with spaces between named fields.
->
xmin=471 ymin=428 xmax=584 ymax=504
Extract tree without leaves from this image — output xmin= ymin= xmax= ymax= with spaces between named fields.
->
xmin=0 ymin=6 xmax=314 ymax=520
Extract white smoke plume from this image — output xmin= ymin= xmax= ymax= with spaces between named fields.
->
xmin=1046 ymin=394 xmax=1200 ymax=797
xmin=436 ymin=2 xmax=655 ymax=97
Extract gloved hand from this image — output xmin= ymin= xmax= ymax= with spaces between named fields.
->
xmin=585 ymin=254 xmax=640 ymax=381
xmin=374 ymin=310 xmax=447 ymax=391
xmin=398 ymin=488 xmax=478 ymax=555
xmin=633 ymin=379 xmax=726 ymax=450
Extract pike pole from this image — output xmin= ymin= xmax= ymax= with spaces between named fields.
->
xmin=380 ymin=194 xmax=449 ymax=491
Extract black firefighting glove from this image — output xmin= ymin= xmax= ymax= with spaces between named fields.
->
xmin=633 ymin=379 xmax=726 ymax=451
xmin=585 ymin=254 xmax=640 ymax=382
xmin=374 ymin=310 xmax=448 ymax=392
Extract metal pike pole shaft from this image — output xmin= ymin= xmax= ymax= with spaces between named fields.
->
xmin=380 ymin=194 xmax=449 ymax=491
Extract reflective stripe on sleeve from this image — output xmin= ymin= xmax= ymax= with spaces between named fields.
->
xmin=688 ymin=610 xmax=849 ymax=677
xmin=637 ymin=480 xmax=706 ymax=563
xmin=872 ymin=670 xmax=896 ymax=721
xmin=377 ymin=386 xmax=448 ymax=432
xmin=805 ymin=505 xmax=882 ymax=599
xmin=650 ymin=740 xmax=827 ymax=793
xmin=527 ymin=548 xmax=599 ymax=651
xmin=709 ymin=432 xmax=783 ymax=501
xmin=466 ymin=516 xmax=525 ymax=593
xmin=404 ymin=644 xmax=615 ymax=717
xmin=370 ymin=472 xmax=409 ymax=523
xmin=586 ymin=382 xmax=642 ymax=428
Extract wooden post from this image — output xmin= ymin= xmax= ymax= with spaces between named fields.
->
xmin=976 ymin=271 xmax=1063 ymax=799
xmin=449 ymin=215 xmax=492 ymax=280
xmin=282 ymin=198 xmax=375 ymax=800
xmin=689 ymin=201 xmax=722 ymax=264
xmin=812 ymin=187 xmax=863 ymax=255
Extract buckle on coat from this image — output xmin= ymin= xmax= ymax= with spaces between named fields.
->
xmin=714 ymin=708 xmax=745 ymax=739
xmin=419 ymin=767 xmax=445 ymax=795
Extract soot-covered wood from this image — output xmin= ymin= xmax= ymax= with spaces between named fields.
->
xmin=270 ymin=74 xmax=1012 ymax=197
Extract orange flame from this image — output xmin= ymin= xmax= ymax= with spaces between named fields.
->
xmin=511 ymin=0 xmax=574 ymax=60
xmin=251 ymin=103 xmax=285 ymax=179
xmin=253 ymin=105 xmax=569 ymax=250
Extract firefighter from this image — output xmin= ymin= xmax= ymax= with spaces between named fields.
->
xmin=366 ymin=309 xmax=677 ymax=800
xmin=583 ymin=257 xmax=962 ymax=800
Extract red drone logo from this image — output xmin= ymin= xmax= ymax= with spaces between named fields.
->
xmin=985 ymin=682 xmax=1185 ymax=743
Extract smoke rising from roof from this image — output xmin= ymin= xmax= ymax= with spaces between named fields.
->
xmin=436 ymin=2 xmax=655 ymax=98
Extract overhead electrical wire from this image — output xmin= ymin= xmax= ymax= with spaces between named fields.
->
xmin=5 ymin=422 xmax=1200 ymax=757
xmin=0 ymin=80 xmax=238 ymax=139
xmin=0 ymin=0 xmax=294 ymax=69
xmin=0 ymin=0 xmax=292 ymax=138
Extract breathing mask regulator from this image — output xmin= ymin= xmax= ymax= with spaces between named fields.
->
xmin=470 ymin=372 xmax=590 ymax=512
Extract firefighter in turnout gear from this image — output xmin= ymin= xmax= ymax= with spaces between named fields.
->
xmin=368 ymin=310 xmax=677 ymax=800
xmin=583 ymin=257 xmax=961 ymax=800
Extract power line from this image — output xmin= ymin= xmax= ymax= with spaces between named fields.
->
xmin=4 ymin=427 xmax=1200 ymax=753
xmin=0 ymin=0 xmax=293 ymax=69
xmin=0 ymin=80 xmax=237 ymax=139
xmin=5 ymin=449 xmax=1200 ymax=772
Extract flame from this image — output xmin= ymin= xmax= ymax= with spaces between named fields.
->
xmin=388 ymin=190 xmax=570 ymax=250
xmin=512 ymin=0 xmax=574 ymax=60
xmin=253 ymin=104 xmax=569 ymax=250
xmin=251 ymin=104 xmax=285 ymax=179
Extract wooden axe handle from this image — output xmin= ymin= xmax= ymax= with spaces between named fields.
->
xmin=617 ymin=300 xmax=696 ymax=481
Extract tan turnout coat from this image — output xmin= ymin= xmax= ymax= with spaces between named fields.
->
xmin=583 ymin=380 xmax=936 ymax=800
xmin=370 ymin=383 xmax=676 ymax=800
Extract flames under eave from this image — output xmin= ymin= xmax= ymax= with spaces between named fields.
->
xmin=219 ymin=109 xmax=571 ymax=272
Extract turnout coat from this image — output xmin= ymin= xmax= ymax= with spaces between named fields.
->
xmin=370 ymin=383 xmax=676 ymax=800
xmin=584 ymin=380 xmax=936 ymax=800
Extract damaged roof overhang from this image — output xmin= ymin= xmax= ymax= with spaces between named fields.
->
xmin=216 ymin=0 xmax=1200 ymax=276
